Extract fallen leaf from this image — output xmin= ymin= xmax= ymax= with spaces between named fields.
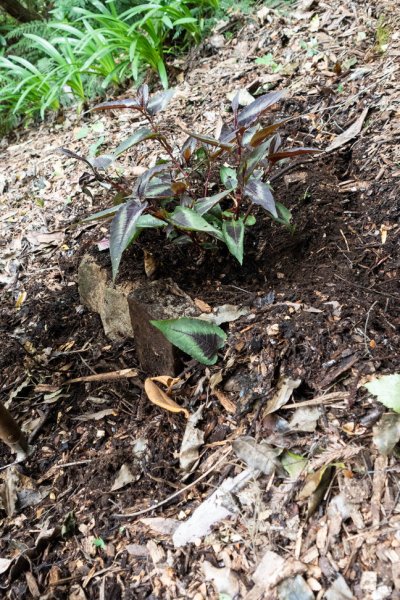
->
xmin=140 ymin=517 xmax=180 ymax=536
xmin=325 ymin=108 xmax=368 ymax=152
xmin=72 ymin=409 xmax=116 ymax=421
xmin=289 ymin=407 xmax=321 ymax=432
xmin=263 ymin=377 xmax=302 ymax=416
xmin=194 ymin=298 xmax=212 ymax=313
xmin=213 ymin=388 xmax=236 ymax=414
xmin=179 ymin=406 xmax=204 ymax=471
xmin=203 ymin=561 xmax=240 ymax=598
xmin=173 ymin=467 xmax=254 ymax=547
xmin=111 ymin=463 xmax=138 ymax=491
xmin=199 ymin=303 xmax=249 ymax=325
xmin=144 ymin=378 xmax=189 ymax=418
xmin=363 ymin=373 xmax=400 ymax=412
xmin=232 ymin=436 xmax=281 ymax=474
xmin=373 ymin=413 xmax=400 ymax=455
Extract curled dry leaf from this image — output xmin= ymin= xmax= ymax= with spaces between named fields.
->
xmin=263 ymin=377 xmax=302 ymax=416
xmin=144 ymin=378 xmax=189 ymax=419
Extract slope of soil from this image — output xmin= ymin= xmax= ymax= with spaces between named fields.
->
xmin=0 ymin=0 xmax=399 ymax=598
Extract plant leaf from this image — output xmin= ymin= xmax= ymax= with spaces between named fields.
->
xmin=136 ymin=164 xmax=172 ymax=199
xmin=83 ymin=205 xmax=120 ymax=222
xmin=110 ymin=200 xmax=147 ymax=281
xmin=181 ymin=136 xmax=198 ymax=163
xmin=274 ymin=202 xmax=292 ymax=226
xmin=220 ymin=166 xmax=238 ymax=189
xmin=249 ymin=120 xmax=289 ymax=147
xmin=147 ymin=88 xmax=175 ymax=115
xmin=113 ymin=128 xmax=159 ymax=157
xmin=244 ymin=178 xmax=278 ymax=218
xmin=150 ymin=318 xmax=227 ymax=365
xmin=144 ymin=378 xmax=189 ymax=418
xmin=363 ymin=374 xmax=400 ymax=413
xmin=181 ymin=129 xmax=234 ymax=151
xmin=222 ymin=218 xmax=245 ymax=264
xmin=237 ymin=90 xmax=286 ymax=128
xmin=239 ymin=139 xmax=270 ymax=181
xmin=269 ymin=146 xmax=322 ymax=164
xmin=169 ymin=207 xmax=223 ymax=240
xmin=58 ymin=147 xmax=94 ymax=171
xmin=137 ymin=214 xmax=167 ymax=228
xmin=194 ymin=189 xmax=233 ymax=216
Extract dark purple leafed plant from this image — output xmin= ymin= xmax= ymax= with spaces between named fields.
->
xmin=60 ymin=85 xmax=321 ymax=281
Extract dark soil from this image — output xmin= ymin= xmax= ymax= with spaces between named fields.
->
xmin=1 ymin=1 xmax=399 ymax=597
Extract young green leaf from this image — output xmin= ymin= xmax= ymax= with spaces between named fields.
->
xmin=169 ymin=207 xmax=223 ymax=240
xmin=274 ymin=202 xmax=292 ymax=226
xmin=239 ymin=139 xmax=270 ymax=181
xmin=110 ymin=200 xmax=147 ymax=281
xmin=150 ymin=317 xmax=227 ymax=365
xmin=237 ymin=90 xmax=285 ymax=128
xmin=220 ymin=166 xmax=238 ymax=189
xmin=244 ymin=178 xmax=278 ymax=218
xmin=222 ymin=218 xmax=245 ymax=264
xmin=83 ymin=205 xmax=121 ymax=222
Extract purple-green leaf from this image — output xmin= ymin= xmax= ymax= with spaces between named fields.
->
xmin=244 ymin=178 xmax=277 ymax=218
xmin=222 ymin=218 xmax=245 ymax=264
xmin=181 ymin=136 xmax=198 ymax=163
xmin=58 ymin=147 xmax=94 ymax=171
xmin=136 ymin=164 xmax=172 ymax=199
xmin=237 ymin=90 xmax=286 ymax=128
xmin=147 ymin=89 xmax=175 ymax=116
xmin=239 ymin=139 xmax=270 ymax=181
xmin=249 ymin=121 xmax=288 ymax=147
xmin=169 ymin=207 xmax=223 ymax=240
xmin=181 ymin=129 xmax=234 ymax=151
xmin=269 ymin=146 xmax=322 ymax=164
xmin=194 ymin=189 xmax=233 ymax=216
xmin=110 ymin=200 xmax=147 ymax=281
xmin=137 ymin=84 xmax=149 ymax=108
xmin=113 ymin=128 xmax=159 ymax=157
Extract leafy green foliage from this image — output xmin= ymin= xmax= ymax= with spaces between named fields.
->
xmin=0 ymin=0 xmax=218 ymax=127
xmin=150 ymin=317 xmax=227 ymax=365
xmin=61 ymin=84 xmax=322 ymax=279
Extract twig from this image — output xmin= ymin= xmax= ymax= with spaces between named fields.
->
xmin=282 ymin=391 xmax=349 ymax=409
xmin=364 ymin=301 xmax=378 ymax=355
xmin=114 ymin=447 xmax=231 ymax=519
xmin=64 ymin=368 xmax=139 ymax=385
xmin=334 ymin=274 xmax=399 ymax=300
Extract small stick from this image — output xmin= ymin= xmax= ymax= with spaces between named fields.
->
xmin=114 ymin=447 xmax=231 ymax=519
xmin=282 ymin=391 xmax=349 ymax=409
xmin=64 ymin=368 xmax=139 ymax=385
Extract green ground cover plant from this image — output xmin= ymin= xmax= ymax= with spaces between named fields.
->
xmin=0 ymin=0 xmax=218 ymax=129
